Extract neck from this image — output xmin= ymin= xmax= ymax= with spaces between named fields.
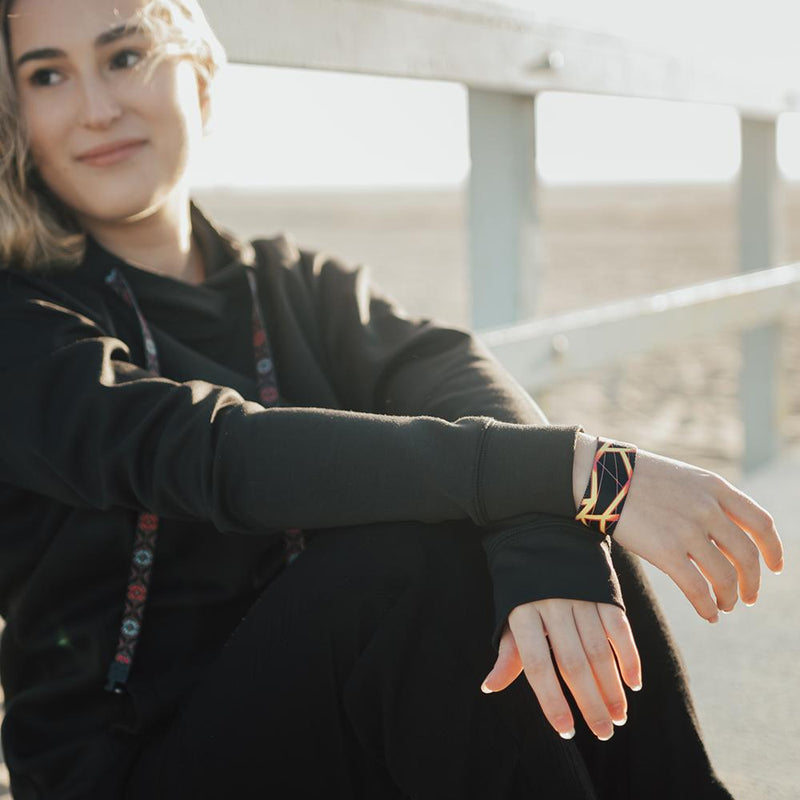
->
xmin=80 ymin=192 xmax=205 ymax=285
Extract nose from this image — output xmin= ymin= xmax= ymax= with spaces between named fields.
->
xmin=77 ymin=73 xmax=122 ymax=129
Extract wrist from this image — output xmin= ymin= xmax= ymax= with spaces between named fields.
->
xmin=574 ymin=436 xmax=638 ymax=537
xmin=573 ymin=432 xmax=597 ymax=511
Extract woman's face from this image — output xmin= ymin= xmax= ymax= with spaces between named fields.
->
xmin=8 ymin=0 xmax=208 ymax=227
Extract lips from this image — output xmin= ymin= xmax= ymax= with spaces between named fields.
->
xmin=76 ymin=139 xmax=147 ymax=166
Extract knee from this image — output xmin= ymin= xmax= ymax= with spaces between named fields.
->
xmin=292 ymin=521 xmax=493 ymax=633
xmin=323 ymin=521 xmax=490 ymax=595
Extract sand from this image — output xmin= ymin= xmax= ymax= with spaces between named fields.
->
xmin=193 ymin=182 xmax=800 ymax=480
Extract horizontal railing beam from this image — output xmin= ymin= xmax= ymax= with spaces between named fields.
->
xmin=201 ymin=0 xmax=800 ymax=118
xmin=479 ymin=263 xmax=800 ymax=392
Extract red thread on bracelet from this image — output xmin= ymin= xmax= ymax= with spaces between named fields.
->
xmin=575 ymin=438 xmax=637 ymax=537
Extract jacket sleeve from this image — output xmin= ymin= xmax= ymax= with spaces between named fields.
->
xmin=0 ymin=269 xmax=585 ymax=542
xmin=296 ymin=251 xmax=624 ymax=645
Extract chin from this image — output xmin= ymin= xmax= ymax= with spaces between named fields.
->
xmin=72 ymin=189 xmax=179 ymax=226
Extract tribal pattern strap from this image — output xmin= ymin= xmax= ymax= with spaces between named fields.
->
xmin=104 ymin=268 xmax=162 ymax=693
xmin=245 ymin=268 xmax=307 ymax=563
xmin=575 ymin=438 xmax=637 ymax=537
xmin=102 ymin=264 xmax=307 ymax=694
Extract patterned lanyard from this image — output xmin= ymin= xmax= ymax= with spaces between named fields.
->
xmin=103 ymin=264 xmax=305 ymax=693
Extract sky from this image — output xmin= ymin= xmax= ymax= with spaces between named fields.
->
xmin=191 ymin=1 xmax=800 ymax=190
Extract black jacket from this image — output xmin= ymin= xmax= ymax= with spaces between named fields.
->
xmin=0 ymin=203 xmax=622 ymax=798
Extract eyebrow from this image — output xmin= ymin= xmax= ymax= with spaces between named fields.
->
xmin=14 ymin=21 xmax=146 ymax=70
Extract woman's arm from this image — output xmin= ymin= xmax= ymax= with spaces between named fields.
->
xmin=485 ymin=437 xmax=784 ymax=740
xmin=261 ymin=244 xmax=646 ymax=742
xmin=0 ymin=270 xmax=580 ymax=533
xmin=266 ymin=244 xmax=629 ymax=620
xmin=288 ymin=247 xmax=783 ymax=608
xmin=276 ymin=246 xmax=783 ymax=740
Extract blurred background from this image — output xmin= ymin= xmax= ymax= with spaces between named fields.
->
xmin=7 ymin=2 xmax=800 ymax=798
xmin=184 ymin=3 xmax=800 ymax=797
xmin=189 ymin=66 xmax=800 ymax=484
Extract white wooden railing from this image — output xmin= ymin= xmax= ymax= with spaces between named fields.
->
xmin=201 ymin=0 xmax=800 ymax=470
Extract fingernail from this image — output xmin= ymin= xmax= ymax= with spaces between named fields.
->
xmin=612 ymin=715 xmax=627 ymax=727
xmin=709 ymin=615 xmax=719 ymax=624
xmin=480 ymin=682 xmax=493 ymax=694
xmin=610 ymin=703 xmax=626 ymax=719
xmin=743 ymin=600 xmax=756 ymax=607
xmin=630 ymin=682 xmax=642 ymax=692
xmin=559 ymin=728 xmax=575 ymax=740
xmin=597 ymin=728 xmax=614 ymax=741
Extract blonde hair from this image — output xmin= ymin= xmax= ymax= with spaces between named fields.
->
xmin=0 ymin=0 xmax=227 ymax=272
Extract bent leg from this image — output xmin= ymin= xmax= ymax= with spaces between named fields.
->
xmin=568 ymin=546 xmax=735 ymax=800
xmin=123 ymin=522 xmax=596 ymax=800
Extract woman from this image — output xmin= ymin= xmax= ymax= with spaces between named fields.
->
xmin=0 ymin=0 xmax=784 ymax=798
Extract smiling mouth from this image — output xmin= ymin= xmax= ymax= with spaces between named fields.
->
xmin=78 ymin=141 xmax=147 ymax=167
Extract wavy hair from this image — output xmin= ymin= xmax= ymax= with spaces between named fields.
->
xmin=0 ymin=0 xmax=227 ymax=272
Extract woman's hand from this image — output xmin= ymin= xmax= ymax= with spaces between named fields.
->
xmin=481 ymin=598 xmax=642 ymax=741
xmin=601 ymin=444 xmax=785 ymax=622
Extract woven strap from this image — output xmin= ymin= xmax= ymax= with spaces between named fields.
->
xmin=575 ymin=437 xmax=637 ymax=537
xmin=103 ymin=264 xmax=305 ymax=693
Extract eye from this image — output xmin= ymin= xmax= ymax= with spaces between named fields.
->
xmin=110 ymin=49 xmax=143 ymax=70
xmin=28 ymin=68 xmax=62 ymax=88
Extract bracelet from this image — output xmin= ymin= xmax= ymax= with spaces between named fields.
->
xmin=575 ymin=437 xmax=637 ymax=537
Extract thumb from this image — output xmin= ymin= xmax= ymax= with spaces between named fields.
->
xmin=481 ymin=623 xmax=523 ymax=693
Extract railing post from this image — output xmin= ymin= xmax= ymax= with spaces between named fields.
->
xmin=467 ymin=90 xmax=539 ymax=329
xmin=739 ymin=117 xmax=783 ymax=471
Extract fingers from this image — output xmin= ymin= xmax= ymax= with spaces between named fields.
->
xmin=481 ymin=623 xmax=523 ymax=693
xmin=699 ymin=511 xmax=763 ymax=607
xmin=544 ymin=604 xmax=620 ymax=740
xmin=674 ymin=522 xmax=768 ymax=620
xmin=689 ymin=529 xmax=743 ymax=612
xmin=709 ymin=519 xmax=762 ymax=605
xmin=715 ymin=478 xmax=784 ymax=574
xmin=490 ymin=600 xmax=643 ymax=742
xmin=666 ymin=554 xmax=721 ymax=622
xmin=688 ymin=489 xmax=775 ymax=613
xmin=505 ymin=605 xmax=576 ymax=739
xmin=612 ymin=449 xmax=783 ymax=619
xmin=596 ymin=603 xmax=642 ymax=692
xmin=571 ymin=603 xmax=629 ymax=726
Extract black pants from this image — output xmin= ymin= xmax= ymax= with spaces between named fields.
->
xmin=123 ymin=522 xmax=733 ymax=800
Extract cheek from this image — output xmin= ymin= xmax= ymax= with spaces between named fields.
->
xmin=20 ymin=100 xmax=66 ymax=173
xmin=147 ymin=74 xmax=204 ymax=170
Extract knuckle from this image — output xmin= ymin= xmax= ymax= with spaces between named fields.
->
xmin=752 ymin=504 xmax=775 ymax=532
xmin=718 ymin=568 xmax=738 ymax=593
xmin=523 ymin=654 xmax=554 ymax=678
xmin=687 ymin=521 xmax=710 ymax=546
xmin=600 ymin=605 xmax=627 ymax=628
xmin=598 ymin=610 xmax=631 ymax=645
xmin=740 ymin=541 xmax=760 ymax=570
xmin=685 ymin=575 xmax=710 ymax=604
xmin=709 ymin=472 xmax=728 ymax=493
xmin=603 ymin=618 xmax=627 ymax=642
xmin=557 ymin=654 xmax=588 ymax=676
xmin=696 ymin=497 xmax=720 ymax=525
xmin=583 ymin=638 xmax=609 ymax=661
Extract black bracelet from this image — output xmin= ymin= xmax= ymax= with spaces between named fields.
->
xmin=575 ymin=437 xmax=637 ymax=537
